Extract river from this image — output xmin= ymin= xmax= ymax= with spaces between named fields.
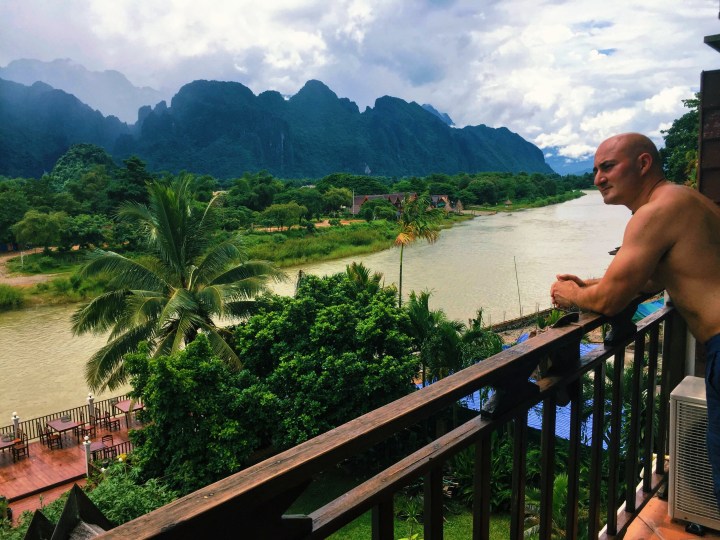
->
xmin=0 ymin=190 xmax=630 ymax=420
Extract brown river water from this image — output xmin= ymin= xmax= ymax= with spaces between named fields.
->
xmin=0 ymin=191 xmax=630 ymax=421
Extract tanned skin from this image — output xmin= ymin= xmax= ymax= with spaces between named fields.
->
xmin=550 ymin=132 xmax=720 ymax=344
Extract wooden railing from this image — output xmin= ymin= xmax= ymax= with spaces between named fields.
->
xmin=101 ymin=301 xmax=685 ymax=539
xmin=0 ymin=395 xmax=130 ymax=442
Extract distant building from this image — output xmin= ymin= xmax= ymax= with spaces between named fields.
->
xmin=351 ymin=193 xmax=452 ymax=215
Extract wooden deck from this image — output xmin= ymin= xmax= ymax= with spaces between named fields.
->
xmin=0 ymin=416 xmax=134 ymax=521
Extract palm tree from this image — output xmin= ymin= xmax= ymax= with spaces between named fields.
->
xmin=345 ymin=261 xmax=383 ymax=293
xmin=72 ymin=176 xmax=285 ymax=391
xmin=406 ymin=290 xmax=464 ymax=384
xmin=394 ymin=194 xmax=442 ymax=307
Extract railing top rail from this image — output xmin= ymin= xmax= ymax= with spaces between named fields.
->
xmin=103 ymin=298 xmax=669 ymax=538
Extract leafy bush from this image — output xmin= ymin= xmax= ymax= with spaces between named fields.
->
xmin=0 ymin=285 xmax=24 ymax=310
xmin=88 ymin=463 xmax=178 ymax=525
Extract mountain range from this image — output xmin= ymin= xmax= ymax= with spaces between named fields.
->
xmin=0 ymin=58 xmax=561 ymax=180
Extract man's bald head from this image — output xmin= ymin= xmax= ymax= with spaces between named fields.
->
xmin=599 ymin=133 xmax=663 ymax=176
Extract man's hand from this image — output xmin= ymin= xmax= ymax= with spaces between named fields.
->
xmin=555 ymin=274 xmax=586 ymax=287
xmin=551 ymin=278 xmax=580 ymax=309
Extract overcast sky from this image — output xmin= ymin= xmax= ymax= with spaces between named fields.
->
xmin=1 ymin=0 xmax=719 ymax=166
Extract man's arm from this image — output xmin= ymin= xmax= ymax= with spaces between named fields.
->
xmin=551 ymin=202 xmax=673 ymax=315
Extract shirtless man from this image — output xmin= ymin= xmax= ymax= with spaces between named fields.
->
xmin=550 ymin=132 xmax=720 ymax=509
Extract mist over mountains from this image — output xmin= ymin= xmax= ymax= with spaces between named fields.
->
xmin=0 ymin=58 xmax=567 ymax=179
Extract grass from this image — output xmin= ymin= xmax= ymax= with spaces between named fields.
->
xmin=0 ymin=284 xmax=24 ymax=311
xmin=288 ymin=468 xmax=511 ymax=539
xmin=470 ymin=190 xmax=586 ymax=213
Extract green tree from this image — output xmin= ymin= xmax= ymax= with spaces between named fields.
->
xmin=359 ymin=198 xmax=397 ymax=221
xmin=274 ymin=187 xmax=323 ymax=219
xmin=59 ymin=213 xmax=110 ymax=250
xmin=322 ymin=186 xmax=353 ymax=214
xmin=48 ymin=143 xmax=117 ymax=192
xmin=233 ymin=271 xmax=417 ymax=447
xmin=260 ymin=202 xmax=307 ymax=230
xmin=661 ymin=94 xmax=699 ymax=185
xmin=11 ymin=209 xmax=68 ymax=252
xmin=71 ymin=176 xmax=285 ymax=391
xmin=126 ymin=337 xmax=269 ymax=494
xmin=0 ymin=180 xmax=29 ymax=244
xmin=394 ymin=194 xmax=442 ymax=307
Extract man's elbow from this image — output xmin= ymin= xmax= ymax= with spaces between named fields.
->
xmin=594 ymin=297 xmax=627 ymax=317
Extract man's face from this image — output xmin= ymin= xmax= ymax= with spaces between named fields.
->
xmin=592 ymin=137 xmax=641 ymax=207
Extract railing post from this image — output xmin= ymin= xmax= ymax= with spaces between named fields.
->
xmin=588 ymin=362 xmax=606 ymax=539
xmin=606 ymin=349 xmax=625 ymax=536
xmin=539 ymin=395 xmax=557 ymax=539
xmin=372 ymin=497 xmax=394 ymax=540
xmin=509 ymin=413 xmax=528 ymax=540
xmin=472 ymin=435 xmax=491 ymax=540
xmin=643 ymin=325 xmax=660 ymax=492
xmin=424 ymin=464 xmax=444 ymax=540
xmin=625 ymin=334 xmax=645 ymax=512
xmin=565 ymin=378 xmax=582 ymax=540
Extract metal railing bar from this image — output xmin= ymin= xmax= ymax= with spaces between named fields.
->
xmin=539 ymin=394 xmax=557 ymax=539
xmin=588 ymin=361 xmax=606 ymax=539
xmin=624 ymin=334 xmax=645 ymax=512
xmin=472 ymin=435 xmax=491 ymax=540
xmin=565 ymin=378 xmax=582 ymax=540
xmin=371 ymin=497 xmax=393 ymax=540
xmin=424 ymin=465 xmax=444 ymax=540
xmin=606 ymin=349 xmax=626 ymax=536
xmin=643 ymin=326 xmax=660 ymax=492
xmin=509 ymin=413 xmax=528 ymax=540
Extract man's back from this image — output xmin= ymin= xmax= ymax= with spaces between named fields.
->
xmin=646 ymin=183 xmax=720 ymax=342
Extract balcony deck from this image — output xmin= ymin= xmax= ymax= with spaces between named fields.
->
xmin=1 ymin=416 xmax=133 ymax=523
xmin=627 ymin=493 xmax=720 ymax=539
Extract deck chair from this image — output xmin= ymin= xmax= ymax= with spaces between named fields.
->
xmin=46 ymin=427 xmax=62 ymax=450
xmin=79 ymin=412 xmax=96 ymax=439
xmin=37 ymin=422 xmax=47 ymax=447
xmin=103 ymin=412 xmax=120 ymax=431
xmin=12 ymin=437 xmax=29 ymax=462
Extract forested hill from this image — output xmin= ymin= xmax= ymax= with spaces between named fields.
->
xmin=1 ymin=77 xmax=555 ymax=179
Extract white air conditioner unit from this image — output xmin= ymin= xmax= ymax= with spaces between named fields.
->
xmin=669 ymin=375 xmax=720 ymax=530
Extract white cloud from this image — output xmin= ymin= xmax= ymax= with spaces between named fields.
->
xmin=0 ymin=0 xmax=717 ymax=161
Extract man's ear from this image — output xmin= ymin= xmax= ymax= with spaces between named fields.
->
xmin=638 ymin=152 xmax=651 ymax=174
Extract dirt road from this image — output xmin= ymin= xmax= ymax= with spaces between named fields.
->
xmin=0 ymin=250 xmax=54 ymax=287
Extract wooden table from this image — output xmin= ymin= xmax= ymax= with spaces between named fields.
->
xmin=0 ymin=436 xmax=18 ymax=455
xmin=88 ymin=441 xmax=106 ymax=460
xmin=114 ymin=399 xmax=144 ymax=428
xmin=47 ymin=418 xmax=82 ymax=443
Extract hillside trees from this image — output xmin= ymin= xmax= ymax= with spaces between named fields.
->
xmin=0 ymin=180 xmax=29 ymax=244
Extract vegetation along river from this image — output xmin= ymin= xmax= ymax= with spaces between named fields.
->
xmin=0 ymin=190 xmax=629 ymax=421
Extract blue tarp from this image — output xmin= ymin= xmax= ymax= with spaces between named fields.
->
xmin=633 ymin=298 xmax=665 ymax=322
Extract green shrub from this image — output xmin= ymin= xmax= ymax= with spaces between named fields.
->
xmin=0 ymin=285 xmax=24 ymax=310
xmin=88 ymin=463 xmax=178 ymax=525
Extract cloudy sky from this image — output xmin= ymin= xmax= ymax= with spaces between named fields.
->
xmin=1 ymin=0 xmax=718 ymax=167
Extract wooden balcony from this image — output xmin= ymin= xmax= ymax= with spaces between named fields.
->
xmin=96 ymin=298 xmax=705 ymax=539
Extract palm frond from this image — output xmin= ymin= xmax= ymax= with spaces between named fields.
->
xmin=84 ymin=321 xmax=157 ymax=392
xmin=221 ymin=299 xmax=265 ymax=320
xmin=72 ymin=290 xmax=132 ymax=335
xmin=201 ymin=326 xmax=243 ymax=369
xmin=211 ymin=260 xmax=286 ymax=286
xmin=79 ymin=251 xmax=168 ymax=292
xmin=192 ymin=240 xmax=246 ymax=286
